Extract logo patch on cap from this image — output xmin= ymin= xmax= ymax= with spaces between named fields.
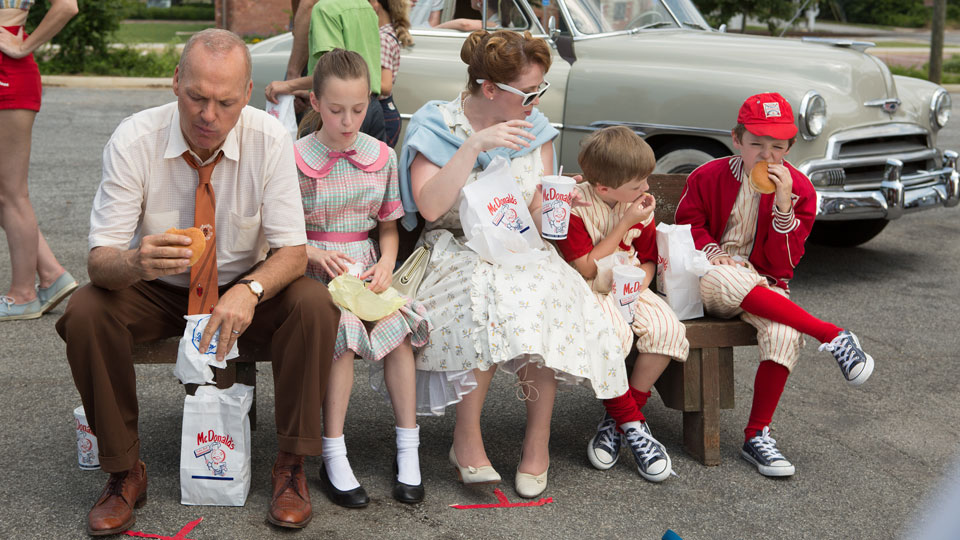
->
xmin=763 ymin=102 xmax=781 ymax=118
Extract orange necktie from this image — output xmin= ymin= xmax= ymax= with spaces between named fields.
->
xmin=182 ymin=151 xmax=223 ymax=315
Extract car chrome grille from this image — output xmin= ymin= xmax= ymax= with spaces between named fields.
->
xmin=835 ymin=134 xmax=928 ymax=159
xmin=806 ymin=129 xmax=940 ymax=190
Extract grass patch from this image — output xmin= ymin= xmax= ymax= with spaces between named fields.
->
xmin=38 ymin=46 xmax=180 ymax=77
xmin=872 ymin=40 xmax=930 ymax=48
xmin=115 ymin=21 xmax=214 ymax=44
xmin=888 ymin=62 xmax=960 ymax=84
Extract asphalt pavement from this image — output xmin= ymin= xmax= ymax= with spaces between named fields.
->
xmin=1 ymin=88 xmax=959 ymax=539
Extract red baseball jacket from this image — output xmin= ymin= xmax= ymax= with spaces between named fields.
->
xmin=674 ymin=156 xmax=817 ymax=289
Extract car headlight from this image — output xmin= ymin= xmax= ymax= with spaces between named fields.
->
xmin=799 ymin=91 xmax=826 ymax=140
xmin=931 ymin=88 xmax=951 ymax=130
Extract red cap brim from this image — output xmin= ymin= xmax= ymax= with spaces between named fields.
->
xmin=744 ymin=122 xmax=798 ymax=140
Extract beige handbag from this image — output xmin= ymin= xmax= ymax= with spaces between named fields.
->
xmin=392 ymin=245 xmax=431 ymax=298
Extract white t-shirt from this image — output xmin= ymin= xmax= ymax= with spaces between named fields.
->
xmin=90 ymin=102 xmax=307 ymax=287
xmin=409 ymin=0 xmax=444 ymax=27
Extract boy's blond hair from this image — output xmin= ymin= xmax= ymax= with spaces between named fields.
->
xmin=577 ymin=126 xmax=656 ymax=188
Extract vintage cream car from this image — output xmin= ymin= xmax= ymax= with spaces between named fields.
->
xmin=249 ymin=0 xmax=959 ymax=246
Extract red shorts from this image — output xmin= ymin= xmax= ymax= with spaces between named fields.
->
xmin=0 ymin=26 xmax=42 ymax=112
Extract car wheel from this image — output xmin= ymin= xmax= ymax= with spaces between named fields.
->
xmin=808 ymin=219 xmax=889 ymax=247
xmin=654 ymin=148 xmax=715 ymax=174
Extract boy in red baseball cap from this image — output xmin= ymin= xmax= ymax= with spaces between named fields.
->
xmin=674 ymin=92 xmax=875 ymax=477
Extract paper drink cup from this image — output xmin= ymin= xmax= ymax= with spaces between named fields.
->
xmin=74 ymin=406 xmax=100 ymax=470
xmin=541 ymin=175 xmax=576 ymax=240
xmin=611 ymin=265 xmax=647 ymax=324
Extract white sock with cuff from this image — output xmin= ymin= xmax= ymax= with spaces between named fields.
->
xmin=396 ymin=425 xmax=421 ymax=486
xmin=322 ymin=435 xmax=361 ymax=491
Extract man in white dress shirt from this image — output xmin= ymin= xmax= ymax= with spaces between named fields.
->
xmin=56 ymin=29 xmax=338 ymax=534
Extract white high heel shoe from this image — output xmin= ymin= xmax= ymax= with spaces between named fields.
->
xmin=448 ymin=446 xmax=501 ymax=484
xmin=515 ymin=451 xmax=549 ymax=499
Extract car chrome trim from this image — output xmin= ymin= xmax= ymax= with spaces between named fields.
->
xmin=799 ymin=90 xmax=824 ymax=141
xmin=930 ymin=87 xmax=950 ymax=131
xmin=812 ymin=124 xmax=931 ymax=161
xmin=864 ymin=97 xmax=901 ymax=114
xmin=800 ymin=37 xmax=876 ymax=53
xmin=565 ymin=121 xmax=729 ymax=137
xmin=816 ymin=164 xmax=959 ymax=220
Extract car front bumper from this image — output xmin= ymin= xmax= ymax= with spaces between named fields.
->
xmin=815 ymin=150 xmax=960 ymax=221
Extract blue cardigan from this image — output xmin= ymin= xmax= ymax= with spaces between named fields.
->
xmin=397 ymin=100 xmax=559 ymax=231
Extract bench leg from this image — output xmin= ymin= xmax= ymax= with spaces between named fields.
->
xmin=682 ymin=347 xmax=722 ymax=466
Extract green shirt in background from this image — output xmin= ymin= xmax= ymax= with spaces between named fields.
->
xmin=307 ymin=0 xmax=382 ymax=95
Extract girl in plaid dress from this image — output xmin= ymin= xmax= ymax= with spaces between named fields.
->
xmin=295 ymin=49 xmax=430 ymax=507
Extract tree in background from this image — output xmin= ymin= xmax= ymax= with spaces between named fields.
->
xmin=27 ymin=0 xmax=128 ymax=73
xmin=693 ymin=0 xmax=795 ymax=34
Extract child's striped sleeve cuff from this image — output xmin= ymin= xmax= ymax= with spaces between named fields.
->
xmin=703 ymin=243 xmax=726 ymax=261
xmin=772 ymin=205 xmax=799 ymax=234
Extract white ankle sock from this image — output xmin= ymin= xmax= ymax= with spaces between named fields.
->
xmin=322 ymin=435 xmax=360 ymax=491
xmin=396 ymin=425 xmax=421 ymax=486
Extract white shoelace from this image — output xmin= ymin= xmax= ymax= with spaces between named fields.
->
xmin=625 ymin=426 xmax=666 ymax=466
xmin=0 ymin=296 xmax=15 ymax=308
xmin=819 ymin=332 xmax=860 ymax=374
xmin=595 ymin=417 xmax=619 ymax=452
xmin=749 ymin=426 xmax=786 ymax=461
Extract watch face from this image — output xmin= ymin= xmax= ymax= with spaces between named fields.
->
xmin=250 ymin=281 xmax=264 ymax=295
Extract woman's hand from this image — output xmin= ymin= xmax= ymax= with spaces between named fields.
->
xmin=467 ymin=119 xmax=536 ymax=153
xmin=0 ymin=27 xmax=27 ymax=59
xmin=361 ymin=260 xmax=394 ymax=293
xmin=265 ymin=80 xmax=291 ymax=104
xmin=306 ymin=245 xmax=355 ymax=279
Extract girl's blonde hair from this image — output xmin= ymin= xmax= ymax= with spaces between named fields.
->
xmin=460 ymin=30 xmax=551 ymax=94
xmin=311 ymin=48 xmax=370 ymax=97
xmin=375 ymin=0 xmax=414 ymax=47
xmin=301 ymin=49 xmax=370 ymax=136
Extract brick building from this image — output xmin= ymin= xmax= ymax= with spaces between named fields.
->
xmin=214 ymin=0 xmax=292 ymax=37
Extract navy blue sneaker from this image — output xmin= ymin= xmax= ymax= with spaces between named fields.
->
xmin=586 ymin=413 xmax=621 ymax=470
xmin=623 ymin=422 xmax=672 ymax=482
xmin=819 ymin=330 xmax=874 ymax=386
xmin=741 ymin=427 xmax=795 ymax=477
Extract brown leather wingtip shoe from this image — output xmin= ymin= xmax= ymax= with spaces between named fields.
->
xmin=267 ymin=453 xmax=312 ymax=529
xmin=87 ymin=460 xmax=148 ymax=536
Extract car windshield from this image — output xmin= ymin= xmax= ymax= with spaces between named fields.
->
xmin=563 ymin=0 xmax=711 ymax=35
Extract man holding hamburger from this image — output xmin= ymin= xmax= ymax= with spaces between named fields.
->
xmin=674 ymin=92 xmax=875 ymax=478
xmin=56 ymin=29 xmax=339 ymax=534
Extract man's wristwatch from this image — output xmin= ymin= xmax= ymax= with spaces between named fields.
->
xmin=238 ymin=279 xmax=264 ymax=302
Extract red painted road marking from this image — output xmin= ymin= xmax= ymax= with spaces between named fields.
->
xmin=123 ymin=517 xmax=203 ymax=540
xmin=449 ymin=488 xmax=553 ymax=509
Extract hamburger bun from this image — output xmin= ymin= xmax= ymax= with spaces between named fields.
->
xmin=166 ymin=227 xmax=206 ymax=266
xmin=749 ymin=161 xmax=777 ymax=194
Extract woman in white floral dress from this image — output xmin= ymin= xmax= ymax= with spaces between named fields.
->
xmin=399 ymin=30 xmax=631 ymax=498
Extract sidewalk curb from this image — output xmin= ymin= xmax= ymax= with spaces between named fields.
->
xmin=943 ymin=84 xmax=960 ymax=92
xmin=42 ymin=75 xmax=171 ymax=89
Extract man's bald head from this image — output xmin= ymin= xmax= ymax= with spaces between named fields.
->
xmin=178 ymin=29 xmax=252 ymax=85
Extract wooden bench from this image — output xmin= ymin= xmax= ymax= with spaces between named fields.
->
xmin=644 ymin=173 xmax=758 ymax=466
xmin=129 ymin=174 xmax=756 ymax=464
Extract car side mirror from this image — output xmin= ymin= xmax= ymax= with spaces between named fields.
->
xmin=718 ymin=23 xmax=727 ymax=33
xmin=548 ymin=15 xmax=559 ymax=41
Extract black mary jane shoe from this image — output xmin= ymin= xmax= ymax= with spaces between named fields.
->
xmin=393 ymin=479 xmax=425 ymax=504
xmin=392 ymin=460 xmax=425 ymax=504
xmin=319 ymin=464 xmax=369 ymax=508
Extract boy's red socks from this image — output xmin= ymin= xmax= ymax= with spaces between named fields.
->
xmin=740 ymin=286 xmax=842 ymax=344
xmin=603 ymin=391 xmax=644 ymax=427
xmin=630 ymin=386 xmax=651 ymax=415
xmin=744 ymin=360 xmax=790 ymax=442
